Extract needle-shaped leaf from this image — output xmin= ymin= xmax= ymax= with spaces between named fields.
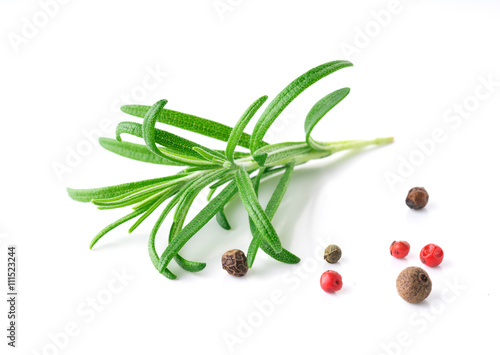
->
xmin=158 ymin=180 xmax=239 ymax=272
xmin=142 ymin=99 xmax=170 ymax=158
xmin=121 ymin=105 xmax=268 ymax=149
xmin=258 ymin=240 xmax=301 ymax=264
xmin=169 ymin=196 xmax=207 ymax=273
xmin=148 ymin=193 xmax=183 ymax=278
xmin=250 ymin=60 xmax=353 ymax=152
xmin=117 ymin=120 xmax=220 ymax=166
xmin=247 ymin=163 xmax=295 ymax=267
xmin=92 ymin=181 xmax=180 ymax=209
xmin=99 ymin=137 xmax=183 ymax=166
xmin=116 ymin=122 xmax=202 ymax=165
xmin=304 ymin=87 xmax=350 ymax=150
xmin=253 ymin=142 xmax=312 ymax=167
xmin=168 ymin=177 xmax=228 ymax=274
xmin=209 ymin=171 xmax=238 ymax=190
xmin=183 ymin=165 xmax=222 ymax=173
xmin=192 ymin=147 xmax=226 ymax=164
xmin=128 ymin=191 xmax=173 ymax=234
xmin=147 ymin=187 xmax=203 ymax=279
xmin=215 ymin=210 xmax=231 ymax=230
xmin=67 ymin=175 xmax=187 ymax=203
xmin=151 ymin=170 xmax=226 ymax=275
xmin=235 ymin=167 xmax=282 ymax=253
xmin=226 ymin=95 xmax=268 ymax=162
xmin=89 ymin=204 xmax=151 ymax=249
xmin=252 ymin=168 xmax=265 ymax=192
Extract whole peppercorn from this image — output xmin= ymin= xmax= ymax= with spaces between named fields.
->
xmin=396 ymin=266 xmax=432 ymax=303
xmin=405 ymin=187 xmax=429 ymax=210
xmin=390 ymin=241 xmax=410 ymax=258
xmin=221 ymin=249 xmax=248 ymax=277
xmin=420 ymin=244 xmax=444 ymax=267
xmin=320 ymin=270 xmax=343 ymax=293
xmin=324 ymin=244 xmax=342 ymax=264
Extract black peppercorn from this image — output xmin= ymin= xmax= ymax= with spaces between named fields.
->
xmin=396 ymin=266 xmax=432 ymax=303
xmin=324 ymin=244 xmax=342 ymax=264
xmin=221 ymin=249 xmax=248 ymax=277
xmin=406 ymin=187 xmax=429 ymax=210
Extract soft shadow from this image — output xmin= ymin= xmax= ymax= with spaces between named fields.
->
xmin=270 ymin=146 xmax=389 ymax=248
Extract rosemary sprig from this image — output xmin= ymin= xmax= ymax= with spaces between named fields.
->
xmin=68 ymin=60 xmax=393 ymax=279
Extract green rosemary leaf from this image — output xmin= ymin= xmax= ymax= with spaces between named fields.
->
xmin=304 ymin=87 xmax=350 ymax=150
xmin=174 ymin=255 xmax=206 ymax=273
xmin=93 ymin=179 xmax=182 ymax=205
xmin=152 ymin=170 xmax=225 ymax=274
xmin=210 ymin=171 xmax=262 ymax=230
xmin=231 ymin=151 xmax=252 ymax=159
xmin=205 ymin=147 xmax=227 ymax=160
xmin=212 ymin=167 xmax=285 ymax=230
xmin=250 ymin=60 xmax=353 ymax=152
xmin=147 ymin=187 xmax=194 ymax=280
xmin=183 ymin=165 xmax=221 ymax=173
xmin=171 ymin=194 xmax=209 ymax=272
xmin=192 ymin=147 xmax=226 ymax=164
xmin=169 ymin=197 xmax=207 ymax=273
xmin=89 ymin=205 xmax=149 ymax=249
xmin=132 ymin=186 xmax=180 ymax=210
xmin=247 ymin=163 xmax=294 ymax=267
xmin=171 ymin=170 xmax=228 ymax=233
xmin=207 ymin=188 xmax=216 ymax=201
xmin=115 ymin=121 xmax=142 ymax=141
xmin=253 ymin=153 xmax=268 ymax=167
xmin=128 ymin=191 xmax=173 ymax=234
xmin=246 ymin=168 xmax=266 ymax=265
xmin=158 ymin=180 xmax=239 ymax=272
xmin=209 ymin=172 xmax=237 ymax=190
xmin=226 ymin=95 xmax=268 ymax=163
xmin=116 ymin=121 xmax=212 ymax=166
xmin=142 ymin=99 xmax=169 ymax=158
xmin=99 ymin=138 xmax=182 ymax=166
xmin=253 ymin=142 xmax=311 ymax=167
xmin=92 ymin=182 xmax=177 ymax=208
xmin=67 ymin=175 xmax=186 ymax=203
xmin=263 ymin=162 xmax=295 ymax=217
xmin=251 ymin=168 xmax=300 ymax=264
xmin=235 ymin=167 xmax=282 ymax=253
xmin=259 ymin=241 xmax=301 ymax=264
xmin=215 ymin=210 xmax=231 ymax=230
xmin=252 ymin=168 xmax=266 ymax=193
xmin=120 ymin=105 xmax=268 ymax=149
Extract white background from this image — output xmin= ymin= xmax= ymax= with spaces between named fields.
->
xmin=1 ymin=0 xmax=500 ymax=354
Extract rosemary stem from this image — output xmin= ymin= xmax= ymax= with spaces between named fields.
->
xmin=276 ymin=136 xmax=393 ymax=167
xmin=323 ymin=136 xmax=394 ymax=153
xmin=231 ymin=136 xmax=393 ymax=172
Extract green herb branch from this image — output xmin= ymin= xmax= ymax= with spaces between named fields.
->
xmin=67 ymin=60 xmax=393 ymax=279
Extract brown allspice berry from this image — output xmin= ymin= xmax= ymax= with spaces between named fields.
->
xmin=221 ymin=249 xmax=248 ymax=277
xmin=324 ymin=244 xmax=342 ymax=264
xmin=405 ymin=187 xmax=429 ymax=210
xmin=396 ymin=266 xmax=432 ymax=304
